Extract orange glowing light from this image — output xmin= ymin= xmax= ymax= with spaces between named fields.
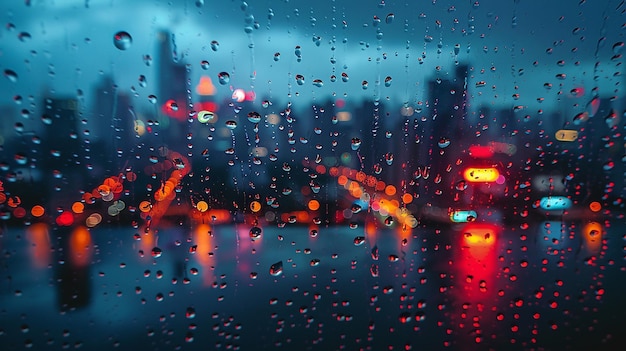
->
xmin=402 ymin=193 xmax=413 ymax=204
xmin=463 ymin=167 xmax=500 ymax=183
xmin=196 ymin=76 xmax=216 ymax=95
xmin=329 ymin=167 xmax=339 ymax=177
xmin=26 ymin=223 xmax=50 ymax=268
xmin=72 ymin=201 xmax=85 ymax=214
xmin=250 ymin=201 xmax=261 ymax=213
xmin=315 ymin=165 xmax=326 ymax=174
xmin=69 ymin=226 xmax=92 ymax=267
xmin=196 ymin=201 xmax=209 ymax=212
xmin=139 ymin=200 xmax=152 ymax=213
xmin=356 ymin=171 xmax=367 ymax=182
xmin=0 ymin=193 xmax=6 ymax=204
xmin=308 ymin=199 xmax=320 ymax=211
xmin=582 ymin=222 xmax=602 ymax=253
xmin=30 ymin=205 xmax=45 ymax=217
xmin=7 ymin=196 xmax=21 ymax=208
xmin=589 ymin=201 xmax=601 ymax=212
xmin=338 ymin=175 xmax=348 ymax=186
xmin=375 ymin=181 xmax=386 ymax=192
xmin=385 ymin=185 xmax=397 ymax=196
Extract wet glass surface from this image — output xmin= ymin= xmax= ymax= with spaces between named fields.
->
xmin=0 ymin=0 xmax=625 ymax=350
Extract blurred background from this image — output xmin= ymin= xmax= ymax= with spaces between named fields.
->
xmin=0 ymin=0 xmax=625 ymax=350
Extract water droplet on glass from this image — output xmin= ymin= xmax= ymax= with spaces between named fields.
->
xmin=113 ymin=31 xmax=132 ymax=50
xmin=151 ymin=247 xmax=162 ymax=258
xmin=4 ymin=70 xmax=18 ymax=82
xmin=351 ymin=138 xmax=362 ymax=150
xmin=210 ymin=40 xmax=219 ymax=51
xmin=247 ymin=111 xmax=261 ymax=123
xmin=353 ymin=236 xmax=365 ymax=245
xmin=438 ymin=137 xmax=451 ymax=148
xmin=18 ymin=31 xmax=31 ymax=42
xmin=384 ymin=76 xmax=392 ymax=87
xmin=225 ymin=120 xmax=238 ymax=130
xmin=200 ymin=60 xmax=210 ymax=70
xmin=269 ymin=261 xmax=283 ymax=276
xmin=295 ymin=74 xmax=305 ymax=85
xmin=385 ymin=13 xmax=394 ymax=24
xmin=138 ymin=75 xmax=147 ymax=87
xmin=218 ymin=72 xmax=230 ymax=85
xmin=384 ymin=216 xmax=394 ymax=226
xmin=249 ymin=226 xmax=262 ymax=240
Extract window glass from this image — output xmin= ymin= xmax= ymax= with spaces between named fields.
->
xmin=0 ymin=1 xmax=624 ymax=350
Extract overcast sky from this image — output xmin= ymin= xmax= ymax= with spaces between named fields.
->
xmin=0 ymin=0 xmax=623 ymax=124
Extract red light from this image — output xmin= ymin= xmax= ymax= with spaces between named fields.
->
xmin=468 ymin=145 xmax=494 ymax=159
xmin=193 ymin=101 xmax=218 ymax=113
xmin=162 ymin=99 xmax=186 ymax=121
xmin=56 ymin=211 xmax=74 ymax=227
xmin=245 ymin=91 xmax=256 ymax=101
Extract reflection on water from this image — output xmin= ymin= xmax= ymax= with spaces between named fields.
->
xmin=1 ymin=220 xmax=624 ymax=350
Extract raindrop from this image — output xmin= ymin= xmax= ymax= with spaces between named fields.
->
xmin=384 ymin=76 xmax=392 ymax=87
xmin=225 ymin=120 xmax=237 ymax=130
xmin=351 ymin=138 xmax=362 ymax=150
xmin=201 ymin=60 xmax=210 ymax=70
xmin=269 ymin=261 xmax=283 ymax=276
xmin=218 ymin=72 xmax=230 ymax=85
xmin=138 ymin=75 xmax=147 ymax=87
xmin=210 ymin=40 xmax=219 ymax=51
xmin=353 ymin=236 xmax=365 ymax=246
xmin=384 ymin=216 xmax=394 ymax=226
xmin=4 ymin=70 xmax=18 ymax=82
xmin=249 ymin=226 xmax=262 ymax=240
xmin=385 ymin=13 xmax=394 ymax=24
xmin=151 ymin=247 xmax=162 ymax=258
xmin=18 ymin=32 xmax=31 ymax=42
xmin=247 ymin=111 xmax=261 ymax=123
xmin=113 ymin=31 xmax=132 ymax=50
xmin=274 ymin=52 xmax=281 ymax=61
xmin=295 ymin=74 xmax=305 ymax=85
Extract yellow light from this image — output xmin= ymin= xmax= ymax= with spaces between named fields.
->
xmin=463 ymin=167 xmax=500 ymax=183
xmin=555 ymin=129 xmax=578 ymax=142
xmin=196 ymin=201 xmax=209 ymax=212
xmin=461 ymin=223 xmax=497 ymax=246
xmin=250 ymin=201 xmax=261 ymax=212
xmin=308 ymin=200 xmax=320 ymax=211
